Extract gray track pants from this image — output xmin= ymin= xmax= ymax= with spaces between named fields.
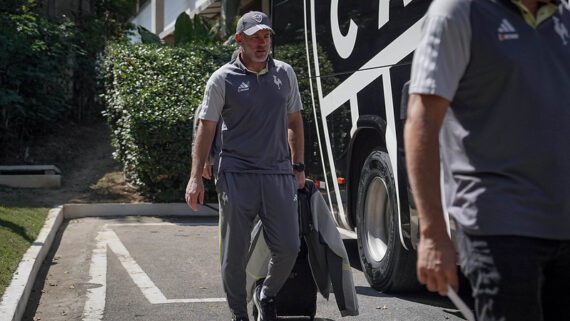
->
xmin=217 ymin=172 xmax=300 ymax=317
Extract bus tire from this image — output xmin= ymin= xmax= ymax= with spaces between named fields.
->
xmin=356 ymin=148 xmax=420 ymax=292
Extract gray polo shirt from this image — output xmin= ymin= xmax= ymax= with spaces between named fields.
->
xmin=199 ymin=55 xmax=302 ymax=175
xmin=410 ymin=0 xmax=570 ymax=239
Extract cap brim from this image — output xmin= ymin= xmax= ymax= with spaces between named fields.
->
xmin=243 ymin=24 xmax=274 ymax=36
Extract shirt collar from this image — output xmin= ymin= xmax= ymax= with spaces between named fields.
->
xmin=235 ymin=54 xmax=272 ymax=76
xmin=509 ymin=0 xmax=560 ymax=27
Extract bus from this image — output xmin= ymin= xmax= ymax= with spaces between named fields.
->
xmin=271 ymin=0 xmax=435 ymax=292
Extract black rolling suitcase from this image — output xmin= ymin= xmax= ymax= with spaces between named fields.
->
xmin=252 ymin=183 xmax=318 ymax=320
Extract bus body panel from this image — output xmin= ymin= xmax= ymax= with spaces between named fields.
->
xmin=272 ymin=0 xmax=431 ymax=249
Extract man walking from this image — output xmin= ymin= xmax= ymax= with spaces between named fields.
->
xmin=405 ymin=0 xmax=570 ymax=320
xmin=186 ymin=11 xmax=305 ymax=321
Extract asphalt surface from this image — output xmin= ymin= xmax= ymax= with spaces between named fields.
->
xmin=22 ymin=216 xmax=471 ymax=321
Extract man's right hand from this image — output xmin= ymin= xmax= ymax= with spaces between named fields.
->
xmin=185 ymin=176 xmax=204 ymax=211
xmin=187 ymin=119 xmax=217 ymax=211
xmin=416 ymin=233 xmax=458 ymax=296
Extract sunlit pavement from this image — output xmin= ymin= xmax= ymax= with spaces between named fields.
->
xmin=22 ymin=216 xmax=468 ymax=321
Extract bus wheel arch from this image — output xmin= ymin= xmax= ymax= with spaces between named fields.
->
xmin=348 ymin=126 xmax=384 ymax=228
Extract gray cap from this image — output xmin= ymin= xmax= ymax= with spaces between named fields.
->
xmin=236 ymin=11 xmax=273 ymax=36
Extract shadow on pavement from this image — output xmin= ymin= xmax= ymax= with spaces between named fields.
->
xmin=277 ymin=317 xmax=335 ymax=321
xmin=394 ymin=274 xmax=474 ymax=318
xmin=395 ymin=290 xmax=456 ymax=309
xmin=22 ymin=220 xmax=69 ymax=321
xmin=346 ymin=235 xmax=474 ymax=316
xmin=443 ymin=309 xmax=469 ymax=320
xmin=355 ymin=283 xmax=458 ymax=310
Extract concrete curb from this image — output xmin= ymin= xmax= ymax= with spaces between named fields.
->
xmin=0 ymin=165 xmax=62 ymax=188
xmin=62 ymin=203 xmax=219 ymax=219
xmin=0 ymin=174 xmax=61 ymax=189
xmin=0 ymin=203 xmax=219 ymax=321
xmin=0 ymin=206 xmax=64 ymax=321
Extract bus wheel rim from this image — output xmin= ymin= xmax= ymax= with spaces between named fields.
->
xmin=364 ymin=176 xmax=390 ymax=262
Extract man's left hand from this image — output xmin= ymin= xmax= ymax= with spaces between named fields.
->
xmin=294 ymin=170 xmax=305 ymax=189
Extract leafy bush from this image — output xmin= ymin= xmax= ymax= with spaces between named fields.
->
xmin=101 ymin=43 xmax=234 ymax=202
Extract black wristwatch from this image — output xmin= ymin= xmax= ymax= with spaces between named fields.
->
xmin=292 ymin=163 xmax=305 ymax=172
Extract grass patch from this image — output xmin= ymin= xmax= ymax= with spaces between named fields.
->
xmin=0 ymin=206 xmax=49 ymax=297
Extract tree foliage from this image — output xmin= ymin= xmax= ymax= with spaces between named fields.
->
xmin=0 ymin=0 xmax=135 ymax=160
xmin=273 ymin=43 xmax=340 ymax=176
xmin=0 ymin=0 xmax=78 ymax=147
xmin=137 ymin=25 xmax=162 ymax=44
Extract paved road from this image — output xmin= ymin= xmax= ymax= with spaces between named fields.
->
xmin=23 ymin=216 xmax=471 ymax=321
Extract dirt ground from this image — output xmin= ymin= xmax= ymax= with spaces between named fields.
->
xmin=0 ymin=118 xmax=147 ymax=208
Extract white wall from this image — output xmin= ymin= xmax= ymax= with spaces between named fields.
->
xmin=131 ymin=0 xmax=219 ymax=38
xmin=164 ymin=0 xmax=191 ymax=28
xmin=131 ymin=2 xmax=153 ymax=31
xmin=163 ymin=0 xmax=216 ymax=29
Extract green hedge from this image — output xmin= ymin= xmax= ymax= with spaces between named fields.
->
xmin=101 ymin=43 xmax=234 ymax=202
xmin=102 ymin=42 xmax=337 ymax=202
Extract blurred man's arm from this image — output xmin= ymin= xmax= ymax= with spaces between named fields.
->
xmin=287 ymin=111 xmax=305 ymax=189
xmin=404 ymin=93 xmax=458 ymax=296
xmin=186 ymin=119 xmax=217 ymax=210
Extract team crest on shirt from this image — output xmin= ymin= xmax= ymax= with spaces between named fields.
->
xmin=273 ymin=75 xmax=282 ymax=89
xmin=238 ymin=81 xmax=250 ymax=93
xmin=553 ymin=16 xmax=569 ymax=46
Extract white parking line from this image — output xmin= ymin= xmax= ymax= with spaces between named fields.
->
xmin=106 ymin=222 xmax=218 ymax=227
xmin=82 ymin=231 xmax=107 ymax=321
xmin=82 ymin=223 xmax=226 ymax=321
xmin=105 ymin=229 xmax=169 ymax=304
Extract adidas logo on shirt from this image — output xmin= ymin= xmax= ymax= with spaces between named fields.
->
xmin=497 ymin=18 xmax=519 ymax=41
xmin=238 ymin=81 xmax=250 ymax=93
